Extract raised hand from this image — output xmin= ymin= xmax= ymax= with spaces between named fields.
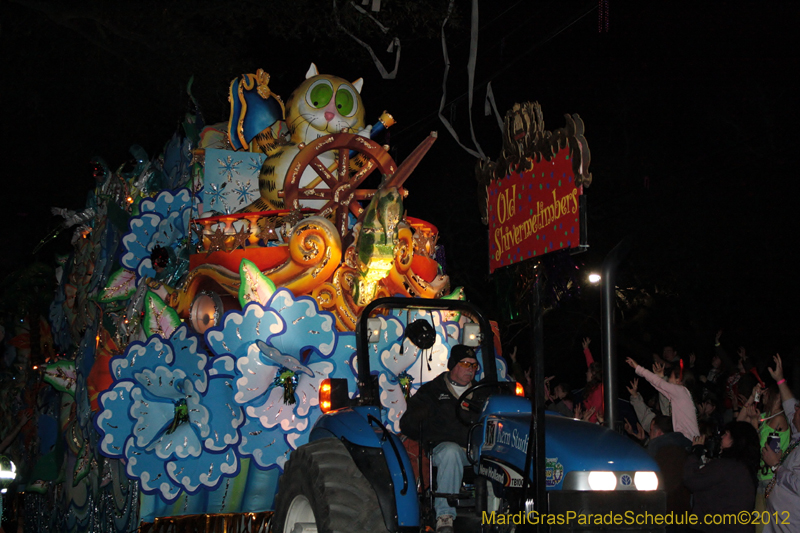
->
xmin=626 ymin=378 xmax=639 ymax=397
xmin=768 ymin=354 xmax=784 ymax=382
xmin=625 ymin=357 xmax=639 ymax=369
xmin=738 ymin=347 xmax=747 ymax=361
xmin=653 ymin=361 xmax=665 ymax=378
xmin=715 ymin=330 xmax=722 ymax=345
xmin=582 ymin=337 xmax=591 ymax=350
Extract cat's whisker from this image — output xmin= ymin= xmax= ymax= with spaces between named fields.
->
xmin=334 ymin=120 xmax=355 ymax=134
xmin=288 ymin=114 xmax=307 ymax=132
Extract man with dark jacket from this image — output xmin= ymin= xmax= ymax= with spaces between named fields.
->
xmin=400 ymin=345 xmax=480 ymax=533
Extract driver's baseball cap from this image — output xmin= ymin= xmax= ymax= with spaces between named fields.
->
xmin=448 ymin=345 xmax=477 ymax=370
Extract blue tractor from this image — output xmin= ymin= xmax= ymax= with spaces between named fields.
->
xmin=271 ymin=297 xmax=666 ymax=532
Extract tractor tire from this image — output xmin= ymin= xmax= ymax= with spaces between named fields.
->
xmin=272 ymin=437 xmax=390 ymax=533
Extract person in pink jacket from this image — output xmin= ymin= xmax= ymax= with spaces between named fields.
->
xmin=626 ymin=357 xmax=699 ymax=441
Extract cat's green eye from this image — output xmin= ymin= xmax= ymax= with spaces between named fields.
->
xmin=335 ymin=86 xmax=357 ymax=117
xmin=307 ymin=81 xmax=333 ymax=109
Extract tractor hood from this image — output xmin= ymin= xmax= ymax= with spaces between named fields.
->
xmin=479 ymin=397 xmax=659 ymax=490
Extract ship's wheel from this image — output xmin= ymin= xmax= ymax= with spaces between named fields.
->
xmin=282 ymin=132 xmax=398 ymax=238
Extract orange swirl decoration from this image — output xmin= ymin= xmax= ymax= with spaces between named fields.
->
xmin=265 ymin=216 xmax=342 ymax=295
xmin=311 ymin=282 xmax=339 ymax=311
xmin=382 ymin=228 xmax=449 ymax=299
xmin=330 ymin=265 xmax=360 ymax=331
xmin=393 ymin=224 xmax=414 ymax=274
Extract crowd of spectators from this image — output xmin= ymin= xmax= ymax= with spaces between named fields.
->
xmin=540 ymin=332 xmax=800 ymax=533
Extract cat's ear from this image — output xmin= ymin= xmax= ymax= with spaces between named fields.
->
xmin=351 ymin=78 xmax=364 ymax=94
xmin=305 ymin=63 xmax=319 ymax=79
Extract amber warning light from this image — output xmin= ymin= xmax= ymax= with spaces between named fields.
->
xmin=515 ymin=382 xmax=525 ymax=397
xmin=319 ymin=378 xmax=349 ymax=413
xmin=320 ymin=380 xmax=332 ymax=413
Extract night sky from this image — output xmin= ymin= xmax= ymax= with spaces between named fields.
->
xmin=2 ymin=1 xmax=798 ymax=376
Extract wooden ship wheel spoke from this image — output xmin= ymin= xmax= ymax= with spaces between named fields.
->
xmin=283 ymin=131 xmax=439 ymax=239
xmin=307 ymin=156 xmax=340 ymax=189
xmin=283 ymin=132 xmax=397 ymax=238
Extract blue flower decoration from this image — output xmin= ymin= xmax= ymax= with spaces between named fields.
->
xmin=95 ymin=324 xmax=243 ymax=502
xmin=120 ymin=188 xmax=196 ymax=281
xmin=205 ymin=289 xmax=345 ymax=470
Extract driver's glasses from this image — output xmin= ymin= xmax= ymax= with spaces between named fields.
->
xmin=457 ymin=361 xmax=480 ymax=371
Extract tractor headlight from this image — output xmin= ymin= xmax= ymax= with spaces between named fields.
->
xmin=634 ymin=471 xmax=659 ymax=491
xmin=587 ymin=471 xmax=617 ymax=490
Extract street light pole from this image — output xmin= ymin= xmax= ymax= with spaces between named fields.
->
xmin=600 ymin=238 xmax=631 ymax=431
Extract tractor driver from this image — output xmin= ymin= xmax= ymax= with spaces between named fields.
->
xmin=400 ymin=344 xmax=480 ymax=533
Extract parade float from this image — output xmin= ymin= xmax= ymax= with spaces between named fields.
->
xmin=0 ymin=64 xmax=511 ymax=533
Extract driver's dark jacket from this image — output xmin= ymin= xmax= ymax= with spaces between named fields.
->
xmin=400 ymin=373 xmax=477 ymax=449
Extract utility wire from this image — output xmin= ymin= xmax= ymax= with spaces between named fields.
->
xmin=393 ymin=2 xmax=598 ymax=146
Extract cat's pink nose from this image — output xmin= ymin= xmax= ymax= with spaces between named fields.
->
xmin=324 ymin=111 xmax=335 ymax=121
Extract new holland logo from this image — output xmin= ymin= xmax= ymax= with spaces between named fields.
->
xmin=479 ymin=459 xmax=524 ymax=488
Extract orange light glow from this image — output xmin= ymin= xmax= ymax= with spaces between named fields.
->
xmin=319 ymin=378 xmax=332 ymax=413
xmin=515 ymin=382 xmax=525 ymax=397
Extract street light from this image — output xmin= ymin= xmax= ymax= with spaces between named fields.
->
xmin=588 ymin=273 xmax=601 ymax=284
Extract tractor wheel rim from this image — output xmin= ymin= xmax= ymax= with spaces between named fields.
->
xmin=283 ymin=494 xmax=316 ymax=533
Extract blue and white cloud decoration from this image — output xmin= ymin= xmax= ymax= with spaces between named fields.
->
xmin=95 ymin=324 xmax=243 ymax=503
xmin=120 ymin=188 xmax=197 ymax=282
xmin=205 ymin=289 xmax=341 ymax=472
xmin=370 ymin=309 xmax=511 ymax=434
xmin=368 ymin=309 xmax=458 ymax=433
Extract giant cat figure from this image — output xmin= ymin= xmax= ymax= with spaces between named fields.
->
xmin=243 ymin=63 xmax=368 ymax=212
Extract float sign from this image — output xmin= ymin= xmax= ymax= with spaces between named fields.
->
xmin=487 ymin=147 xmax=584 ymax=273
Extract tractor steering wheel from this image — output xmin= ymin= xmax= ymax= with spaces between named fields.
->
xmin=456 ymin=381 xmax=517 ymax=426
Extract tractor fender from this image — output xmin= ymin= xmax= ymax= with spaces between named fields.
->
xmin=310 ymin=406 xmax=420 ymax=530
xmin=310 ymin=406 xmax=385 ymax=447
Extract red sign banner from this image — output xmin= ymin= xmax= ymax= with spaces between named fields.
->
xmin=487 ymin=147 xmax=583 ymax=273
